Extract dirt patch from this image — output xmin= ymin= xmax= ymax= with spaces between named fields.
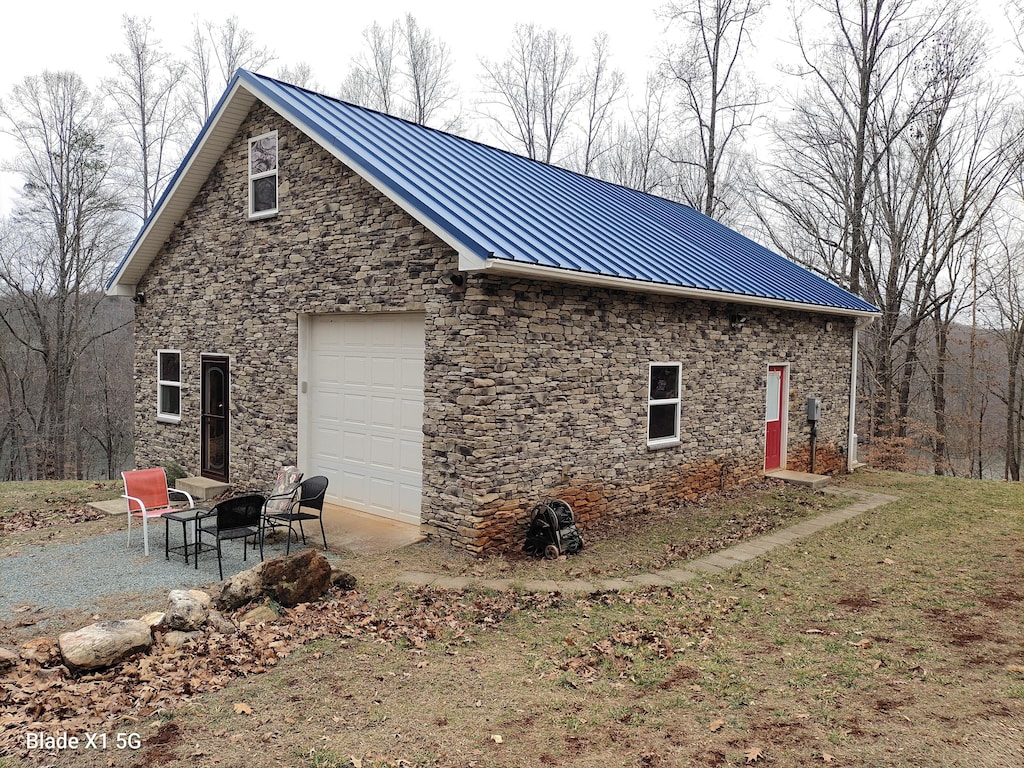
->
xmin=981 ymin=590 xmax=1024 ymax=610
xmin=142 ymin=722 xmax=182 ymax=766
xmin=837 ymin=591 xmax=879 ymax=610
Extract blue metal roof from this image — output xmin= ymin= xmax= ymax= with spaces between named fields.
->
xmin=110 ymin=69 xmax=879 ymax=316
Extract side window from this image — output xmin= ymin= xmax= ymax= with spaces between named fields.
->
xmin=157 ymin=350 xmax=182 ymax=422
xmin=248 ymin=131 xmax=278 ymax=218
xmin=648 ymin=362 xmax=681 ymax=447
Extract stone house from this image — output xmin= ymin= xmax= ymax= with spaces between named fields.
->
xmin=106 ymin=70 xmax=879 ymax=553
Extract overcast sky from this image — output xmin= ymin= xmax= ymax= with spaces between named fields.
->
xmin=1 ymin=0 xmax=688 ymax=215
xmin=0 ymin=0 xmax=1017 ymax=217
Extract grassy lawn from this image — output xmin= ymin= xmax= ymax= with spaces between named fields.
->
xmin=1 ymin=471 xmax=1023 ymax=766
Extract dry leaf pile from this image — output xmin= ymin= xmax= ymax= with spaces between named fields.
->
xmin=0 ymin=585 xmax=557 ymax=758
xmin=0 ymin=507 xmax=106 ymax=534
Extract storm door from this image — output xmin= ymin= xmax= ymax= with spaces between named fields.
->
xmin=201 ymin=356 xmax=230 ymax=482
xmin=764 ymin=365 xmax=787 ymax=472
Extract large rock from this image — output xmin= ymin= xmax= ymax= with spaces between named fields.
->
xmin=165 ymin=589 xmax=212 ymax=631
xmin=260 ymin=549 xmax=334 ymax=608
xmin=217 ymin=562 xmax=266 ymax=611
xmin=206 ymin=609 xmax=237 ymax=635
xmin=217 ymin=550 xmax=350 ymax=611
xmin=58 ymin=620 xmax=152 ymax=672
xmin=238 ymin=602 xmax=279 ymax=626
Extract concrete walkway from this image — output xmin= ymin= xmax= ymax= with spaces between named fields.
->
xmin=397 ymin=487 xmax=897 ymax=593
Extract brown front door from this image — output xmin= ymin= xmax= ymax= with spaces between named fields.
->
xmin=201 ymin=356 xmax=229 ymax=482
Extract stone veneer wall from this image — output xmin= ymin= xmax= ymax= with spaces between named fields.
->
xmin=132 ymin=103 xmax=454 ymax=490
xmin=131 ymin=101 xmax=855 ymax=553
xmin=424 ymin=277 xmax=854 ymax=551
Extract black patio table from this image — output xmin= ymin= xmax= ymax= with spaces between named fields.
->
xmin=160 ymin=507 xmax=216 ymax=565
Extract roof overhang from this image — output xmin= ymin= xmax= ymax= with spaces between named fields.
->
xmin=470 ymin=257 xmax=881 ymax=319
xmin=107 ymin=70 xmax=880 ymax=322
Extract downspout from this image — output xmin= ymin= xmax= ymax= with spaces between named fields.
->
xmin=847 ymin=316 xmax=877 ymax=471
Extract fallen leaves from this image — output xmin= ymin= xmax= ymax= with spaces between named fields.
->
xmin=0 ymin=584 xmax=525 ymax=757
xmin=744 ymin=746 xmax=765 ymax=763
xmin=0 ymin=506 xmax=106 ymax=533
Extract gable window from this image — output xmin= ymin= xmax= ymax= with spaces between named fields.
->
xmin=648 ymin=362 xmax=681 ymax=448
xmin=157 ymin=350 xmax=182 ymax=422
xmin=248 ymin=131 xmax=278 ymax=218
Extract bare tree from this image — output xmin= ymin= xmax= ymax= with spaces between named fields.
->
xmin=275 ymin=62 xmax=320 ymax=91
xmin=184 ymin=16 xmax=274 ymax=133
xmin=0 ymin=72 xmax=130 ymax=479
xmin=596 ymin=74 xmax=670 ymax=193
xmin=339 ymin=16 xmax=460 ymax=129
xmin=576 ymin=33 xmax=625 ymax=174
xmin=105 ymin=15 xmax=188 ymax=222
xmin=987 ymin=211 xmax=1024 ymax=479
xmin=760 ymin=2 xmax=1024 ymax=457
xmin=478 ymin=24 xmax=584 ymax=163
xmin=340 ymin=21 xmax=402 ymax=115
xmin=660 ymin=0 xmax=767 ymax=220
xmin=401 ymin=14 xmax=459 ymax=127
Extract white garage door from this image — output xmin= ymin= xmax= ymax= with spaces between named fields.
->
xmin=305 ymin=313 xmax=424 ymax=525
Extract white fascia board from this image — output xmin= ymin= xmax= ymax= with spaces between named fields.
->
xmin=473 ymin=258 xmax=880 ymax=319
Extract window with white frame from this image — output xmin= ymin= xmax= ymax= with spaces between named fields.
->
xmin=157 ymin=350 xmax=182 ymax=422
xmin=648 ymin=362 xmax=681 ymax=447
xmin=248 ymin=131 xmax=278 ymax=217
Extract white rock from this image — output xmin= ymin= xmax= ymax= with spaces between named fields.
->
xmin=165 ymin=589 xmax=211 ymax=631
xmin=58 ymin=620 xmax=152 ymax=672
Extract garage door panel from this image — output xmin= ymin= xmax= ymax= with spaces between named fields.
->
xmin=343 ymin=356 xmax=369 ymax=386
xmin=399 ymin=400 xmax=422 ymax=430
xmin=398 ymin=483 xmax=420 ymax=517
xmin=371 ymin=357 xmax=397 ymax=387
xmin=341 ymin=430 xmax=367 ymax=462
xmin=306 ymin=314 xmax=423 ymax=525
xmin=369 ymin=435 xmax=396 ymax=468
xmin=368 ymin=476 xmax=395 ymax=508
xmin=313 ymin=390 xmax=341 ymax=421
xmin=342 ymin=393 xmax=369 ymax=425
xmin=339 ymin=470 xmax=365 ymax=505
xmin=399 ymin=358 xmax=422 ymax=388
xmin=399 ymin=439 xmax=420 ymax=472
xmin=370 ymin=395 xmax=398 ymax=428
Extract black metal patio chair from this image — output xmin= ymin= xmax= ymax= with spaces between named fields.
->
xmin=263 ymin=475 xmax=329 ymax=554
xmin=196 ymin=494 xmax=265 ymax=580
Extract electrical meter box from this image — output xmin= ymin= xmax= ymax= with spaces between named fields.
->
xmin=807 ymin=396 xmax=821 ymax=421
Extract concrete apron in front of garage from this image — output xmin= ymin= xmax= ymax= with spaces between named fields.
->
xmin=89 ymin=499 xmax=423 ymax=555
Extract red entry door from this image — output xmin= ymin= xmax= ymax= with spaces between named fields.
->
xmin=764 ymin=366 xmax=786 ymax=471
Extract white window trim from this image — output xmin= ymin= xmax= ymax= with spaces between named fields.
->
xmin=157 ymin=349 xmax=182 ymax=424
xmin=248 ymin=131 xmax=279 ymax=219
xmin=647 ymin=361 xmax=682 ymax=449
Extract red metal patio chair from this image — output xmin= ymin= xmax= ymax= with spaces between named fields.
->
xmin=122 ymin=468 xmax=195 ymax=556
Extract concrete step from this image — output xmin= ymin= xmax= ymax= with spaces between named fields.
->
xmin=765 ymin=469 xmax=831 ymax=489
xmin=175 ymin=476 xmax=229 ymax=501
